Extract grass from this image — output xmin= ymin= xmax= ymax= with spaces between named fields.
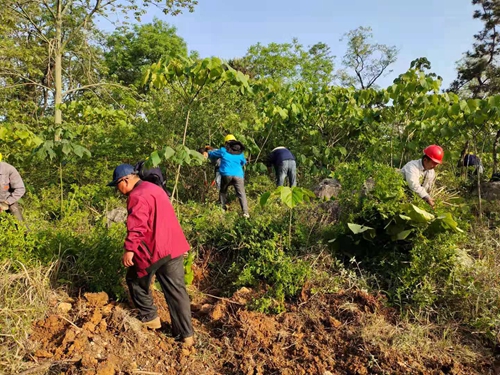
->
xmin=0 ymin=261 xmax=55 ymax=374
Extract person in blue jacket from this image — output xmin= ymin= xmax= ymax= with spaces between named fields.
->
xmin=204 ymin=134 xmax=249 ymax=217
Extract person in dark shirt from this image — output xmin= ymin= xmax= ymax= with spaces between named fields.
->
xmin=458 ymin=153 xmax=484 ymax=177
xmin=265 ymin=147 xmax=297 ymax=187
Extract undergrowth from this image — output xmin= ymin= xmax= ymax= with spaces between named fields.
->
xmin=0 ymin=261 xmax=54 ymax=374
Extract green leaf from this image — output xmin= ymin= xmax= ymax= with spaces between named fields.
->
xmin=260 ymin=192 xmax=271 ymax=207
xmin=150 ymin=151 xmax=161 ymax=167
xmin=396 ymin=229 xmax=412 ymax=240
xmin=62 ymin=143 xmax=72 ymax=155
xmin=163 ymin=146 xmax=175 ymax=160
xmin=280 ymin=187 xmax=294 ymax=208
xmin=72 ymin=145 xmax=89 ymax=158
xmin=347 ymin=223 xmax=374 ymax=234
xmin=405 ymin=204 xmax=435 ymax=223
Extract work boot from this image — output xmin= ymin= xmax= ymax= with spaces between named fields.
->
xmin=182 ymin=336 xmax=195 ymax=348
xmin=142 ymin=316 xmax=161 ymax=330
xmin=243 ymin=213 xmax=250 ymax=218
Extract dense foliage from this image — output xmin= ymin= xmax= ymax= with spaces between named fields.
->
xmin=2 ymin=0 xmax=500 ymax=358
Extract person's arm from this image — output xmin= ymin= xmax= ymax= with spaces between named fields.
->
xmin=422 ymin=170 xmax=435 ymax=195
xmin=208 ymin=148 xmax=224 ymax=160
xmin=5 ymin=166 xmax=25 ymax=205
xmin=124 ymin=195 xmax=150 ymax=266
xmin=240 ymin=154 xmax=247 ymax=166
xmin=404 ymin=165 xmax=431 ymax=200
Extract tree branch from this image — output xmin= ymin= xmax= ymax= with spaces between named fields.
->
xmin=0 ymin=71 xmax=51 ymax=91
xmin=8 ymin=3 xmax=51 ymax=44
xmin=62 ymin=82 xmax=128 ymax=96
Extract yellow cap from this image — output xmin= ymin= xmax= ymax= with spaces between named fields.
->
xmin=224 ymin=134 xmax=236 ymax=143
xmin=0 ymin=153 xmax=2 ymax=162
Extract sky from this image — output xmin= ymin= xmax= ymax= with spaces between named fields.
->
xmin=100 ymin=0 xmax=482 ymax=89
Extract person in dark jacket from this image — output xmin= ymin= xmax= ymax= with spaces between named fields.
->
xmin=265 ymin=147 xmax=297 ymax=187
xmin=108 ymin=164 xmax=194 ymax=347
xmin=458 ymin=153 xmax=484 ymax=177
xmin=204 ymin=134 xmax=249 ymax=217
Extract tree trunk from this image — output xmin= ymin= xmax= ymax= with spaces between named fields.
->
xmin=171 ymin=108 xmax=191 ymax=201
xmin=493 ymin=130 xmax=500 ymax=175
xmin=54 ymin=0 xmax=63 ymax=139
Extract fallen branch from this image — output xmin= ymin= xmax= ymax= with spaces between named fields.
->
xmin=201 ymin=292 xmax=245 ymax=306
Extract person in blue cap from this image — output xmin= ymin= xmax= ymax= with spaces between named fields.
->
xmin=108 ymin=164 xmax=194 ymax=347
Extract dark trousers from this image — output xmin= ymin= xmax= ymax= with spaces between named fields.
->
xmin=126 ymin=255 xmax=193 ymax=339
xmin=219 ymin=176 xmax=248 ymax=214
xmin=1 ymin=202 xmax=24 ymax=222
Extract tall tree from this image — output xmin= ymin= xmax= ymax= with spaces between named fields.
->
xmin=2 ymin=0 xmax=197 ymax=135
xmin=449 ymin=0 xmax=500 ymax=98
xmin=338 ymin=26 xmax=398 ymax=89
xmin=105 ymin=19 xmax=188 ymax=86
xmin=231 ymin=38 xmax=335 ymax=88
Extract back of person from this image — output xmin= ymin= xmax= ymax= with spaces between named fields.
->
xmin=134 ymin=160 xmax=170 ymax=196
xmin=217 ymin=141 xmax=246 ymax=178
xmin=268 ymin=147 xmax=295 ymax=166
xmin=127 ymin=181 xmax=189 ymax=274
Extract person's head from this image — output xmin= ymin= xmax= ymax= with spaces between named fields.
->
xmin=422 ymin=145 xmax=444 ymax=170
xmin=224 ymin=134 xmax=236 ymax=145
xmin=108 ymin=164 xmax=140 ymax=195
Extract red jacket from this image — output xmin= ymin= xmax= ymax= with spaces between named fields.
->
xmin=125 ymin=181 xmax=190 ymax=277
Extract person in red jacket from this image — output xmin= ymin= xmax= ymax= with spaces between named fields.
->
xmin=108 ymin=164 xmax=194 ymax=346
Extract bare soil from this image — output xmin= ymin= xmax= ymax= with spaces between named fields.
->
xmin=24 ymin=287 xmax=496 ymax=375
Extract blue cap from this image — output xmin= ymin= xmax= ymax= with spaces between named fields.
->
xmin=107 ymin=164 xmax=136 ymax=186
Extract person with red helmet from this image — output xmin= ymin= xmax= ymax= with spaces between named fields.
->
xmin=400 ymin=145 xmax=444 ymax=208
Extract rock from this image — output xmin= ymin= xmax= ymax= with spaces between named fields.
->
xmin=475 ymin=181 xmax=500 ymax=200
xmin=106 ymin=207 xmax=127 ymax=226
xmin=57 ymin=302 xmax=72 ymax=314
xmin=314 ymin=178 xmax=342 ymax=200
xmin=361 ymin=177 xmax=376 ymax=197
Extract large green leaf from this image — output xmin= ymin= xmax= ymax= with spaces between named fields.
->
xmin=348 ymin=223 xmax=374 ymax=234
xmin=406 ymin=204 xmax=435 ymax=223
xmin=260 ymin=192 xmax=271 ymax=207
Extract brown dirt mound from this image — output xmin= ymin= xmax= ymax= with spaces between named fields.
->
xmin=25 ymin=289 xmax=494 ymax=374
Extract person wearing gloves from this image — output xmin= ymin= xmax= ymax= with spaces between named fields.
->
xmin=204 ymin=134 xmax=249 ymax=217
xmin=108 ymin=164 xmax=194 ymax=347
xmin=400 ymin=145 xmax=444 ymax=208
xmin=0 ymin=153 xmax=26 ymax=222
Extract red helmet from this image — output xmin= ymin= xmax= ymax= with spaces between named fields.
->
xmin=423 ymin=145 xmax=444 ymax=164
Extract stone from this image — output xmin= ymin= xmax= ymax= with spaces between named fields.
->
xmin=314 ymin=178 xmax=342 ymax=200
xmin=475 ymin=181 xmax=500 ymax=200
xmin=106 ymin=207 xmax=127 ymax=226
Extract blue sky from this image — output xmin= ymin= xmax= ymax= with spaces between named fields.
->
xmin=101 ymin=0 xmax=482 ymax=89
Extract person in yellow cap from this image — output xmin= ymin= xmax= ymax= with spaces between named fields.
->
xmin=203 ymin=135 xmax=249 ymax=217
xmin=0 ymin=153 xmax=26 ymax=222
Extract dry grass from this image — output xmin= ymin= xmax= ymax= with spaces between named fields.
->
xmin=0 ymin=261 xmax=55 ymax=374
xmin=361 ymin=314 xmax=484 ymax=366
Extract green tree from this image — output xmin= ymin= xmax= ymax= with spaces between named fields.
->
xmin=338 ymin=26 xmax=398 ymax=89
xmin=105 ymin=19 xmax=188 ymax=86
xmin=449 ymin=0 xmax=500 ymax=97
xmin=2 ymin=0 xmax=197 ymax=134
xmin=232 ymin=38 xmax=335 ymax=88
